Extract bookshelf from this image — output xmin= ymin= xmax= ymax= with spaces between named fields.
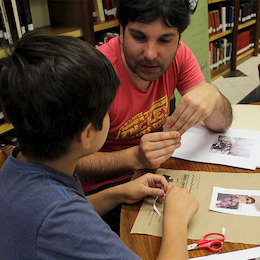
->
xmin=94 ymin=18 xmax=119 ymax=33
xmin=0 ymin=0 xmax=120 ymax=139
xmin=208 ymin=0 xmax=260 ymax=81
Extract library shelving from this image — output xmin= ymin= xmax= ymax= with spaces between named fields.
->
xmin=0 ymin=0 xmax=120 ymax=139
xmin=208 ymin=0 xmax=260 ymax=81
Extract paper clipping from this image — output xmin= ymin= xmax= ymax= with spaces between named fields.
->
xmin=210 ymin=187 xmax=260 ymax=217
xmin=191 ymin=246 xmax=260 ymax=260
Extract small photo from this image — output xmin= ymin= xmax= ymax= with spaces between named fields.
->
xmin=210 ymin=135 xmax=254 ymax=158
xmin=215 ymin=193 xmax=255 ymax=210
xmin=210 ymin=187 xmax=260 ymax=217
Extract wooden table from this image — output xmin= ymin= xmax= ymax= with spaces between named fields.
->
xmin=120 ymin=158 xmax=260 ymax=259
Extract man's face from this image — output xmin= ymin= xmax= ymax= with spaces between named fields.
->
xmin=120 ymin=18 xmax=180 ymax=83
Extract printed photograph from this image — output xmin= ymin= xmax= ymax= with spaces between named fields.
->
xmin=215 ymin=193 xmax=256 ymax=210
xmin=210 ymin=135 xmax=254 ymax=158
xmin=210 ymin=187 xmax=260 ymax=217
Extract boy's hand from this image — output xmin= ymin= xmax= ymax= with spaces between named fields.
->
xmin=164 ymin=185 xmax=199 ymax=225
xmin=119 ymin=173 xmax=171 ymax=205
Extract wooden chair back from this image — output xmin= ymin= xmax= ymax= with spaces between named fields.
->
xmin=0 ymin=145 xmax=13 ymax=167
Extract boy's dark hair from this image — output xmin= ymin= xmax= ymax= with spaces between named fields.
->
xmin=0 ymin=32 xmax=119 ymax=161
xmin=116 ymin=0 xmax=192 ymax=33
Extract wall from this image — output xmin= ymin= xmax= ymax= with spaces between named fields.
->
xmin=174 ymin=0 xmax=210 ymax=104
xmin=30 ymin=0 xmax=50 ymax=29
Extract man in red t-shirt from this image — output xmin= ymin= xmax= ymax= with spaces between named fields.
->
xmin=77 ymin=0 xmax=232 ymax=195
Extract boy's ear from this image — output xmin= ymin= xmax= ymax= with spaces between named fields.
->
xmin=79 ymin=123 xmax=93 ymax=149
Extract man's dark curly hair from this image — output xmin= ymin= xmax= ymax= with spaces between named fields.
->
xmin=116 ymin=0 xmax=192 ymax=33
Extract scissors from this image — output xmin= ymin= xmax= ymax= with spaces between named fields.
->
xmin=187 ymin=233 xmax=225 ymax=252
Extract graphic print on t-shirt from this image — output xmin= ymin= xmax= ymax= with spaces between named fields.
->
xmin=116 ymin=95 xmax=168 ymax=140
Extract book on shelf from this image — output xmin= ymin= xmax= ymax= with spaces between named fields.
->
xmin=10 ymin=0 xmax=22 ymax=38
xmin=95 ymin=31 xmax=118 ymax=47
xmin=213 ymin=10 xmax=221 ymax=35
xmin=208 ymin=12 xmax=213 ymax=37
xmin=237 ymin=30 xmax=250 ymax=56
xmin=22 ymin=0 xmax=33 ymax=32
xmin=93 ymin=0 xmax=105 ymax=22
xmin=209 ymin=10 xmax=216 ymax=36
xmin=103 ymin=0 xmax=112 ymax=20
xmin=227 ymin=5 xmax=234 ymax=30
xmin=0 ymin=0 xmax=33 ymax=45
xmin=208 ymin=7 xmax=226 ymax=38
xmin=15 ymin=0 xmax=27 ymax=35
xmin=0 ymin=109 xmax=4 ymax=125
xmin=93 ymin=0 xmax=116 ymax=22
xmin=4 ymin=0 xmax=22 ymax=42
xmin=0 ymin=0 xmax=13 ymax=43
xmin=221 ymin=5 xmax=226 ymax=32
xmin=92 ymin=0 xmax=97 ymax=22
xmin=209 ymin=38 xmax=232 ymax=72
xmin=0 ymin=10 xmax=5 ymax=40
xmin=239 ymin=0 xmax=257 ymax=23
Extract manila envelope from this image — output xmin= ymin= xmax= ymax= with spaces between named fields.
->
xmin=131 ymin=168 xmax=260 ymax=245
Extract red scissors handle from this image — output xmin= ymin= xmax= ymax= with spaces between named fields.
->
xmin=197 ymin=233 xmax=225 ymax=252
xmin=197 ymin=240 xmax=223 ymax=252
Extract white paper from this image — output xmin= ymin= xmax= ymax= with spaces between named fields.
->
xmin=209 ymin=187 xmax=260 ymax=217
xmin=191 ymin=246 xmax=260 ymax=260
xmin=171 ymin=124 xmax=260 ymax=170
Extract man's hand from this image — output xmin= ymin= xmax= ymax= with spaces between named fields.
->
xmin=118 ymin=173 xmax=171 ymax=205
xmin=133 ymin=131 xmax=181 ymax=170
xmin=165 ymin=81 xmax=232 ymax=135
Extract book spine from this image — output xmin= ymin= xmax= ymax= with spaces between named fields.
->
xmin=93 ymin=0 xmax=105 ymax=22
xmin=221 ymin=6 xmax=226 ymax=32
xmin=15 ymin=0 xmax=26 ymax=35
xmin=3 ymin=0 xmax=19 ymax=42
xmin=22 ymin=0 xmax=33 ymax=31
xmin=0 ymin=9 xmax=5 ymax=40
xmin=0 ymin=0 xmax=12 ymax=43
xmin=10 ymin=0 xmax=21 ymax=38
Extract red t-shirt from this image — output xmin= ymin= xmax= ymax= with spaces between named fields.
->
xmin=81 ymin=37 xmax=204 ymax=192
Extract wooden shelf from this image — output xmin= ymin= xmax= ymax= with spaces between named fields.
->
xmin=211 ymin=62 xmax=231 ymax=80
xmin=37 ymin=25 xmax=83 ymax=38
xmin=237 ymin=48 xmax=254 ymax=62
xmin=238 ymin=19 xmax=256 ymax=30
xmin=209 ymin=29 xmax=232 ymax=42
xmin=94 ymin=19 xmax=119 ymax=32
xmin=0 ymin=123 xmax=14 ymax=136
xmin=208 ymin=0 xmax=227 ymax=4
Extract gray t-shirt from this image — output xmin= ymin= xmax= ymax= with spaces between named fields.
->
xmin=0 ymin=148 xmax=140 ymax=260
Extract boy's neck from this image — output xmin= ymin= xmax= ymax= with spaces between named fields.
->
xmin=17 ymin=151 xmax=77 ymax=176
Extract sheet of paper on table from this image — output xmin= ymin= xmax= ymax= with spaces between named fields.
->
xmin=190 ymin=246 xmax=260 ymax=260
xmin=231 ymin=104 xmax=260 ymax=132
xmin=231 ymin=104 xmax=260 ymax=168
xmin=171 ymin=124 xmax=260 ymax=170
xmin=131 ymin=168 xmax=260 ymax=245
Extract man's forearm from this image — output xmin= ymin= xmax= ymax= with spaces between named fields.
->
xmin=203 ymin=85 xmax=233 ymax=133
xmin=76 ymin=146 xmax=139 ymax=181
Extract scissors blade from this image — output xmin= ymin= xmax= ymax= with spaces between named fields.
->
xmin=187 ymin=243 xmax=198 ymax=250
